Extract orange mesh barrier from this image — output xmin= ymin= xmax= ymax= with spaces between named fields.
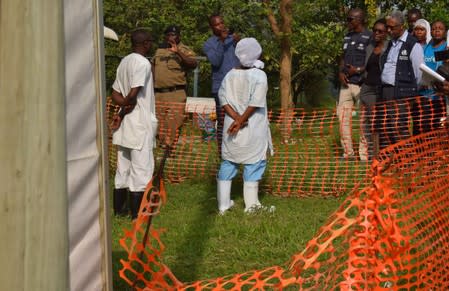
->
xmin=288 ymin=129 xmax=449 ymax=289
xmin=119 ymin=128 xmax=449 ymax=289
xmin=107 ymin=95 xmax=447 ymax=196
xmin=111 ymin=95 xmax=449 ymax=289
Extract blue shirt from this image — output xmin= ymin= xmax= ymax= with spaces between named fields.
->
xmin=423 ymin=41 xmax=447 ymax=71
xmin=420 ymin=41 xmax=447 ymax=99
xmin=203 ymin=35 xmax=240 ymax=94
xmin=381 ymin=31 xmax=423 ymax=86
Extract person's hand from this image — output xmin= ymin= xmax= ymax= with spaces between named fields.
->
xmin=232 ymin=32 xmax=241 ymax=44
xmin=227 ymin=119 xmax=243 ymax=135
xmin=338 ymin=71 xmax=349 ymax=87
xmin=168 ymin=39 xmax=178 ymax=53
xmin=123 ymin=104 xmax=135 ymax=114
xmin=110 ymin=104 xmax=135 ymax=131
xmin=110 ymin=114 xmax=122 ymax=131
xmin=434 ymin=80 xmax=449 ymax=95
xmin=227 ymin=117 xmax=249 ymax=135
xmin=442 ymin=80 xmax=449 ymax=94
xmin=345 ymin=64 xmax=359 ymax=76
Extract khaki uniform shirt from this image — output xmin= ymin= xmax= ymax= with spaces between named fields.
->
xmin=153 ymin=42 xmax=196 ymax=89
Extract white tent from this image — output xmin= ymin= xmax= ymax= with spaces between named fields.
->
xmin=1 ymin=1 xmax=112 ymax=290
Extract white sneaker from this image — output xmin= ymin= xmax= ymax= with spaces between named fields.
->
xmin=244 ymin=204 xmax=276 ymax=214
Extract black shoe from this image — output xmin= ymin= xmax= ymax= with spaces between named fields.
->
xmin=113 ymin=188 xmax=129 ymax=216
xmin=129 ymin=191 xmax=144 ymax=220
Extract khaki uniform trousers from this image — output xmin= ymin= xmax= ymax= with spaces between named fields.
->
xmin=155 ymin=89 xmax=186 ymax=146
xmin=337 ymin=83 xmax=368 ymax=161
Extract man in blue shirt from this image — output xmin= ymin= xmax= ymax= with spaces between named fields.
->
xmin=203 ymin=14 xmax=240 ymax=152
xmin=380 ymin=11 xmax=423 ymax=148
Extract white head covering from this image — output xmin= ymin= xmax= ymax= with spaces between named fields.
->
xmin=414 ymin=18 xmax=431 ymax=44
xmin=235 ymin=37 xmax=264 ymax=69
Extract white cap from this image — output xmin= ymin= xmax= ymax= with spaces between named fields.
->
xmin=235 ymin=37 xmax=264 ymax=69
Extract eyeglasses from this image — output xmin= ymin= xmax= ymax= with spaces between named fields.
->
xmin=373 ymin=29 xmax=386 ymax=34
xmin=386 ymin=24 xmax=400 ymax=30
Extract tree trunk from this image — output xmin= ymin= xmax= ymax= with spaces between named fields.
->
xmin=265 ymin=0 xmax=293 ymax=110
xmin=265 ymin=0 xmax=294 ymax=141
xmin=279 ymin=0 xmax=293 ymax=110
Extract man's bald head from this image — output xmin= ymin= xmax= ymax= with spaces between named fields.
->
xmin=131 ymin=29 xmax=152 ymax=48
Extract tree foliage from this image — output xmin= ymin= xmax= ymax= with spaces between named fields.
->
xmin=103 ymin=0 xmax=345 ymax=108
xmin=103 ymin=0 xmax=449 ymax=109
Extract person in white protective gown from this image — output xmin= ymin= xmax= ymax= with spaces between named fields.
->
xmin=110 ymin=29 xmax=157 ymax=220
xmin=216 ymin=37 xmax=274 ymax=214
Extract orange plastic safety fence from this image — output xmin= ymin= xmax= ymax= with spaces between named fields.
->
xmin=119 ymin=176 xmax=182 ymax=290
xmin=288 ymin=128 xmax=449 ymax=290
xmin=111 ymin=95 xmax=449 ymax=289
xmin=118 ymin=129 xmax=449 ymax=290
xmin=107 ymin=96 xmax=447 ymax=197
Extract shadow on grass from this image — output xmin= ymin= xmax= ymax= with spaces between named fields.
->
xmin=168 ymin=178 xmax=220 ymax=282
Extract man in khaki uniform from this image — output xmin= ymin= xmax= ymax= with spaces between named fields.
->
xmin=153 ymin=25 xmax=197 ymax=148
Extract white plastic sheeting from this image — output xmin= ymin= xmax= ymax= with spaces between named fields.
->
xmin=64 ymin=0 xmax=112 ymax=290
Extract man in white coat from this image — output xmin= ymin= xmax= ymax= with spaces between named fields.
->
xmin=217 ymin=37 xmax=274 ymax=214
xmin=110 ymin=29 xmax=157 ymax=220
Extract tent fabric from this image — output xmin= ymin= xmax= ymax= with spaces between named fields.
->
xmin=64 ymin=0 xmax=111 ymax=290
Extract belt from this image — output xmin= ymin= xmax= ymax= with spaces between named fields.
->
xmin=154 ymin=85 xmax=186 ymax=93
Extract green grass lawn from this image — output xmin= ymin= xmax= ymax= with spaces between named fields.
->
xmin=111 ymin=177 xmax=344 ymax=289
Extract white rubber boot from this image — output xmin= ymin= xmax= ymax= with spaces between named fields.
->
xmin=217 ymin=180 xmax=234 ymax=215
xmin=244 ymin=181 xmax=275 ymax=213
xmin=243 ymin=181 xmax=261 ymax=213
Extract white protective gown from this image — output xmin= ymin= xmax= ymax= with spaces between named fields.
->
xmin=112 ymin=53 xmax=157 ymax=150
xmin=218 ymin=68 xmax=273 ymax=164
xmin=112 ymin=52 xmax=157 ymax=191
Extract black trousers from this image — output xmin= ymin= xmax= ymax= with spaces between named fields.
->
xmin=411 ymin=95 xmax=446 ymax=135
xmin=378 ymin=87 xmax=412 ymax=149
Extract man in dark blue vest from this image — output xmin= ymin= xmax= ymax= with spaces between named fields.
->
xmin=380 ymin=11 xmax=423 ymax=149
xmin=337 ymin=8 xmax=372 ymax=161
